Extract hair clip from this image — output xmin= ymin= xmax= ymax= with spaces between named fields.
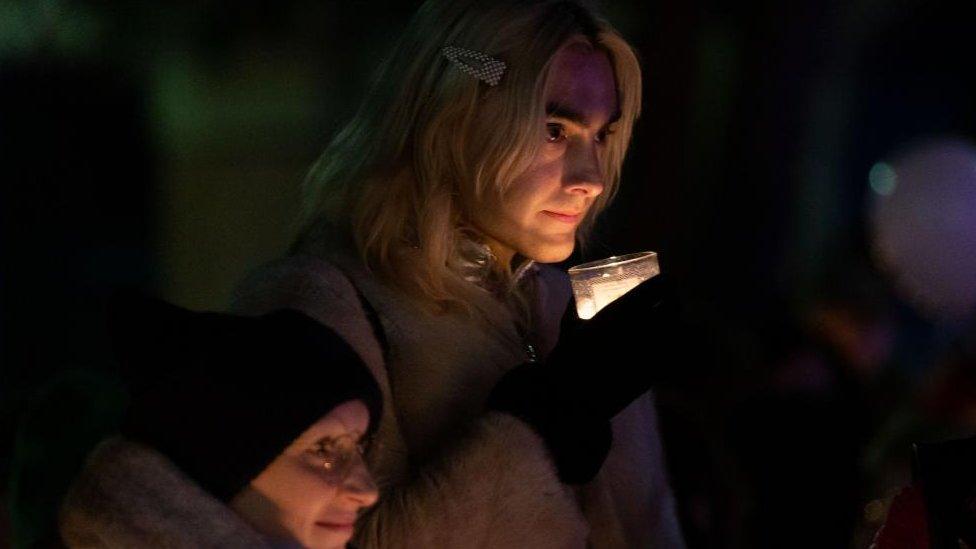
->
xmin=441 ymin=45 xmax=506 ymax=87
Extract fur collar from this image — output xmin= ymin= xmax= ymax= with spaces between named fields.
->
xmin=451 ymin=231 xmax=538 ymax=287
xmin=59 ymin=437 xmax=277 ymax=548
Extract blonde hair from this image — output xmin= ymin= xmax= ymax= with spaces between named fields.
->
xmin=294 ymin=0 xmax=642 ymax=315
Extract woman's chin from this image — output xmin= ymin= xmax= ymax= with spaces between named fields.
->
xmin=528 ymin=246 xmax=574 ymax=264
xmin=303 ymin=523 xmax=355 ymax=549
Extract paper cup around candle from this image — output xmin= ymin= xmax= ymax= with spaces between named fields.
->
xmin=568 ymin=252 xmax=660 ymax=320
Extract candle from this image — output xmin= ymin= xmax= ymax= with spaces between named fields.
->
xmin=568 ymin=252 xmax=659 ymax=320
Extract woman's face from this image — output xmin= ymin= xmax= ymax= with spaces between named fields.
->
xmin=474 ymin=42 xmax=619 ymax=267
xmin=230 ymin=400 xmax=378 ymax=549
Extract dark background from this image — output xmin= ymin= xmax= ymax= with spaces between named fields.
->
xmin=3 ymin=0 xmax=975 ymax=547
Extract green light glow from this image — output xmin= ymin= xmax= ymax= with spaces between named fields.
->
xmin=869 ymin=161 xmax=897 ymax=196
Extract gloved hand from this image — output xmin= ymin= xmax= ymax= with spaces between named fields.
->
xmin=487 ymin=273 xmax=681 ymax=484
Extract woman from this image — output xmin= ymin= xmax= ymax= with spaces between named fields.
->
xmin=234 ymin=0 xmax=685 ymax=546
xmin=59 ymin=296 xmax=383 ymax=548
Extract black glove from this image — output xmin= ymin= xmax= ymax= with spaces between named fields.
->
xmin=487 ymin=273 xmax=680 ymax=484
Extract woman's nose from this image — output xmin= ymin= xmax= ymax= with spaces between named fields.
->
xmin=342 ymin=459 xmax=379 ymax=508
xmin=563 ymin=139 xmax=604 ymax=197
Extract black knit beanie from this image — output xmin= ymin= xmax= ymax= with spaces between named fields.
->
xmin=109 ymin=293 xmax=383 ymax=502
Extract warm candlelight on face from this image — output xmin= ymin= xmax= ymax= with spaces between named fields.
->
xmin=568 ymin=252 xmax=660 ymax=319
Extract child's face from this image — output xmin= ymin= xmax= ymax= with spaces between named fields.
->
xmin=231 ymin=400 xmax=378 ymax=549
xmin=474 ymin=42 xmax=619 ymax=267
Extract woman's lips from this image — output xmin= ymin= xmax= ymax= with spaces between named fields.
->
xmin=542 ymin=210 xmax=581 ymax=223
xmin=315 ymin=521 xmax=355 ymax=531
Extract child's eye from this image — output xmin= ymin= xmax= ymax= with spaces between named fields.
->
xmin=307 ymin=435 xmax=365 ymax=478
xmin=310 ymin=440 xmax=342 ymax=463
xmin=546 ymin=123 xmax=566 ymax=143
xmin=312 ymin=441 xmax=336 ymax=457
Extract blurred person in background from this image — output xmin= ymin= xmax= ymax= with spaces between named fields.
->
xmin=862 ymin=138 xmax=976 ymax=546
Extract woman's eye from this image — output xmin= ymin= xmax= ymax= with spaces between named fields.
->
xmin=545 ymin=123 xmax=565 ymax=143
xmin=596 ymin=128 xmax=615 ymax=144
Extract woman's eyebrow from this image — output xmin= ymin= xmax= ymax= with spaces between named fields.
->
xmin=546 ymin=102 xmax=621 ymax=128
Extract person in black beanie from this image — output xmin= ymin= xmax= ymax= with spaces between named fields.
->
xmin=58 ymin=295 xmax=383 ymax=549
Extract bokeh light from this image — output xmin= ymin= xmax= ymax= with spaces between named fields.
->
xmin=870 ymin=138 xmax=976 ymax=322
xmin=869 ymin=161 xmax=898 ymax=196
